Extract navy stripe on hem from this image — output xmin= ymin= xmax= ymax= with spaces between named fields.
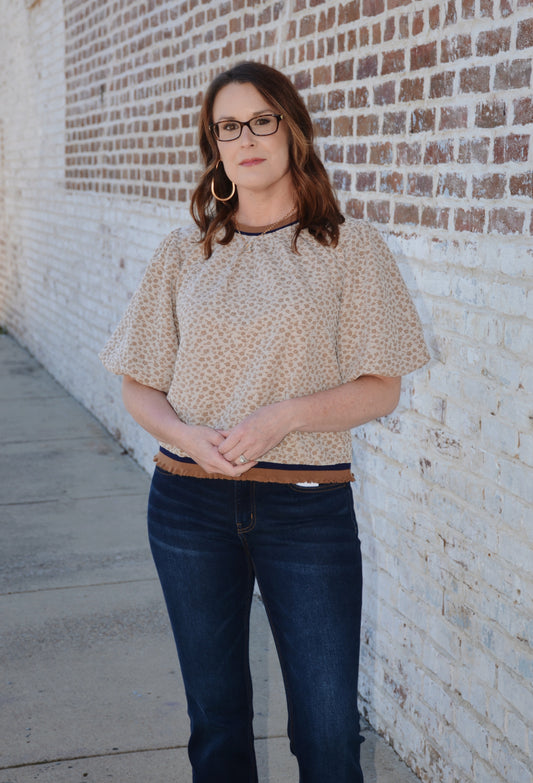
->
xmin=159 ymin=447 xmax=350 ymax=473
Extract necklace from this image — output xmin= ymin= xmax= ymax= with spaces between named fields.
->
xmin=234 ymin=208 xmax=297 ymax=255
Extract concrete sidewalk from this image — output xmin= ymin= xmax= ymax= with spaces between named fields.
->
xmin=0 ymin=333 xmax=420 ymax=783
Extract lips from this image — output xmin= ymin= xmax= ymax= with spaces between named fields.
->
xmin=239 ymin=158 xmax=265 ymax=166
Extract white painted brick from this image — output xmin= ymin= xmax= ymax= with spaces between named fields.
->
xmin=489 ymin=735 xmax=533 ymax=783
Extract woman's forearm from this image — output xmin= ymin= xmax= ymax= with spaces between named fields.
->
xmin=121 ymin=375 xmax=188 ymax=446
xmin=280 ymin=375 xmax=401 ymax=435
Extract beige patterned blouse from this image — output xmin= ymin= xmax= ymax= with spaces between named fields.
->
xmin=100 ymin=217 xmax=430 ymax=482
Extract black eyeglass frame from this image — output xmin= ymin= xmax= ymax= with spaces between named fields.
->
xmin=210 ymin=113 xmax=284 ymax=141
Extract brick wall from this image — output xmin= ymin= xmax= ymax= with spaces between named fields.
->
xmin=1 ymin=1 xmax=532 ymax=781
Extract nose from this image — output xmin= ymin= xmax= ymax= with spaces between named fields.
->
xmin=239 ymin=124 xmax=256 ymax=144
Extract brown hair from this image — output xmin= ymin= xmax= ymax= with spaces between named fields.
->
xmin=190 ymin=61 xmax=344 ymax=258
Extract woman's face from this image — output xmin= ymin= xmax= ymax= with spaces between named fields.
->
xmin=211 ymin=82 xmax=293 ymax=200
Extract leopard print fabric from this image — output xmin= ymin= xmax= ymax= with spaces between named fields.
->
xmin=100 ymin=218 xmax=430 ymax=467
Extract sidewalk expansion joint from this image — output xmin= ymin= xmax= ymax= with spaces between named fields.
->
xmin=0 ymin=577 xmax=159 ymax=597
xmin=0 ymin=737 xmax=288 ymax=771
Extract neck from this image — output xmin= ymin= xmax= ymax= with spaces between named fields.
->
xmin=235 ymin=187 xmax=296 ymax=229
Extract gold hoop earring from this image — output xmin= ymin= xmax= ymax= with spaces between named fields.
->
xmin=211 ymin=161 xmax=236 ymax=202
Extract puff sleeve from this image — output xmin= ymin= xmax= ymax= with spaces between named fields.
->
xmin=99 ymin=231 xmax=182 ymax=392
xmin=337 ymin=221 xmax=430 ymax=381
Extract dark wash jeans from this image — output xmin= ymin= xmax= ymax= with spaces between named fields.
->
xmin=148 ymin=469 xmax=364 ymax=783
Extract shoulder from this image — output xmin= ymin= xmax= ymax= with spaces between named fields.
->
xmin=338 ymin=216 xmax=388 ymax=248
xmin=337 ymin=217 xmax=397 ymax=271
xmin=149 ymin=224 xmax=202 ymax=268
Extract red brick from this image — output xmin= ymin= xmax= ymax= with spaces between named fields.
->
xmin=363 ymin=0 xmax=385 ymax=15
xmin=424 ymin=140 xmax=454 ymax=164
xmin=307 ymin=93 xmax=325 ymax=115
xmin=349 ymin=87 xmax=370 ymax=108
xmin=462 ymin=0 xmax=475 ymax=17
xmin=412 ymin=10 xmax=424 ymax=35
xmin=397 ymin=142 xmax=422 ymax=165
xmin=445 ymin=0 xmax=458 ymax=24
xmin=356 ymin=172 xmax=377 ymax=191
xmin=374 ymin=82 xmax=395 ymax=105
xmin=325 ymin=144 xmax=344 ymax=163
xmin=494 ymin=59 xmax=532 ymax=90
xmin=367 ymin=200 xmax=391 ymax=223
xmin=517 ymin=18 xmax=533 ymax=49
xmin=493 ymin=134 xmax=529 ymax=163
xmin=476 ymin=27 xmax=511 ymax=56
xmin=314 ymin=65 xmax=332 ymax=85
xmin=475 ymin=101 xmax=507 ymax=128
xmin=359 ymin=26 xmax=370 ymax=46
xmin=458 ymin=137 xmax=490 ymax=164
xmin=455 ymin=207 xmax=485 ymax=232
xmin=318 ymin=7 xmax=337 ymax=31
xmin=294 ymin=70 xmax=312 ymax=90
xmin=399 ymin=77 xmax=424 ymax=102
xmin=430 ymin=72 xmax=455 ymax=98
xmin=388 ymin=0 xmax=411 ymax=7
xmin=509 ymin=172 xmax=533 ymax=197
xmin=313 ymin=117 xmax=332 ymax=136
xmin=488 ymin=208 xmax=525 ymax=234
xmin=346 ymin=199 xmax=365 ymax=219
xmin=411 ymin=42 xmax=438 ymax=70
xmin=437 ymin=173 xmax=467 ymax=198
xmin=429 ymin=4 xmax=440 ymax=28
xmin=357 ymin=55 xmax=378 ymax=79
xmin=407 ymin=174 xmax=434 ymax=197
xmin=384 ymin=16 xmax=395 ymax=40
xmin=441 ymin=34 xmax=472 ymax=62
xmin=334 ymin=115 xmax=354 ymax=135
xmin=383 ymin=111 xmax=406 ymax=134
xmin=380 ymin=171 xmax=404 ymax=193
xmin=382 ymin=49 xmax=405 ymax=74
xmin=394 ymin=203 xmax=419 ymax=225
xmin=338 ymin=33 xmax=346 ymax=53
xmin=399 ymin=14 xmax=409 ymax=37
xmin=300 ymin=14 xmax=316 ymax=38
xmin=500 ymin=0 xmax=513 ymax=16
xmin=472 ymin=174 xmax=506 ymax=199
xmin=357 ymin=114 xmax=380 ymax=135
xmin=333 ymin=169 xmax=351 ymax=190
xmin=460 ymin=66 xmax=490 ymax=93
xmin=480 ymin=0 xmax=494 ymax=16
xmin=328 ymin=89 xmax=345 ymax=110
xmin=370 ymin=142 xmax=394 ymax=164
xmin=335 ymin=58 xmax=354 ymax=81
xmin=440 ymin=106 xmax=468 ymax=130
xmin=338 ymin=1 xmax=361 ymax=24
xmin=421 ymin=207 xmax=450 ymax=229
xmin=514 ymin=97 xmax=533 ymax=125
xmin=347 ymin=143 xmax=368 ymax=163
xmin=410 ymin=108 xmax=436 ymax=133
xmin=372 ymin=22 xmax=382 ymax=44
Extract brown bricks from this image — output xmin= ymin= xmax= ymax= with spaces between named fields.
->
xmin=62 ymin=0 xmax=531 ymax=243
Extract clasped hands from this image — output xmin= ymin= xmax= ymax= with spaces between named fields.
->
xmin=183 ymin=402 xmax=292 ymax=478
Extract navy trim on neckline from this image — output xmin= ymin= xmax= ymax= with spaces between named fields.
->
xmin=236 ymin=219 xmax=298 ymax=237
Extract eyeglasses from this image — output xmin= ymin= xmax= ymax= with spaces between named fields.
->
xmin=210 ymin=113 xmax=284 ymax=142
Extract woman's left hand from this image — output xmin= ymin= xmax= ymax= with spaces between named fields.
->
xmin=218 ymin=402 xmax=292 ymax=465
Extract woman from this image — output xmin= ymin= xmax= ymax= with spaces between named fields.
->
xmin=100 ymin=61 xmax=429 ymax=783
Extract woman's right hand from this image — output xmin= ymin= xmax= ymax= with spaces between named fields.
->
xmin=179 ymin=424 xmax=257 ymax=477
xmin=122 ymin=376 xmax=256 ymax=477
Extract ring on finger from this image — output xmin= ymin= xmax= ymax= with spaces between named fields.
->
xmin=238 ymin=454 xmax=248 ymax=464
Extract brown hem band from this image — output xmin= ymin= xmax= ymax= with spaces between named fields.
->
xmin=153 ymin=451 xmax=354 ymax=484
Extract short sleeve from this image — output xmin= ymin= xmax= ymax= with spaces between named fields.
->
xmin=99 ymin=231 xmax=182 ymax=392
xmin=337 ymin=220 xmax=430 ymax=381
